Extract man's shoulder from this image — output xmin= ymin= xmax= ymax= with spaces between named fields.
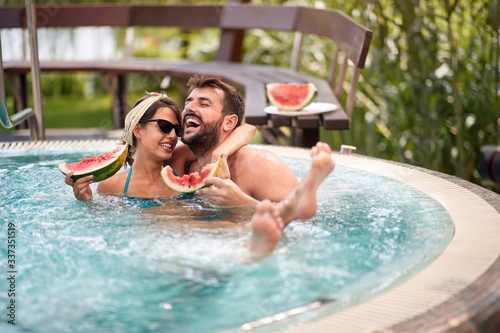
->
xmin=236 ymin=145 xmax=275 ymax=158
xmin=233 ymin=146 xmax=287 ymax=167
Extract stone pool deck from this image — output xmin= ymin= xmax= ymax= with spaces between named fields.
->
xmin=274 ymin=147 xmax=500 ymax=333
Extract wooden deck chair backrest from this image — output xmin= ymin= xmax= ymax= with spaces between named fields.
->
xmin=295 ymin=7 xmax=372 ymax=118
xmin=217 ymin=4 xmax=372 ymax=119
xmin=0 ymin=4 xmax=224 ymax=29
xmin=216 ymin=5 xmax=300 ymax=62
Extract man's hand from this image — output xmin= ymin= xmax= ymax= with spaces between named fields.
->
xmin=197 ymin=177 xmax=259 ymax=207
xmin=65 ymin=172 xmax=93 ymax=201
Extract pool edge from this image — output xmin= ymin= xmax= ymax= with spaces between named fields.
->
xmin=260 ymin=145 xmax=500 ymax=333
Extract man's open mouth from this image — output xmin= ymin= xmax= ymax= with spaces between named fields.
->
xmin=184 ymin=116 xmax=201 ymax=129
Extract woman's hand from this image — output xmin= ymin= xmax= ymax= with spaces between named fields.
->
xmin=218 ymin=154 xmax=230 ymax=179
xmin=65 ymin=172 xmax=93 ymax=201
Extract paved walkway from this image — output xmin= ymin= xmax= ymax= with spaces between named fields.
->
xmin=0 ymin=128 xmax=123 ymax=142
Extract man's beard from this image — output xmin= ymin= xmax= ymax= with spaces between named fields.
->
xmin=181 ymin=116 xmax=224 ymax=157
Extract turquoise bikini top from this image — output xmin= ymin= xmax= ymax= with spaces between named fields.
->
xmin=123 ymin=164 xmax=176 ymax=196
xmin=123 ymin=167 xmax=224 ymax=216
xmin=123 ymin=165 xmax=133 ymax=196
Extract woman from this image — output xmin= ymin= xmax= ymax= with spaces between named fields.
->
xmin=65 ymin=92 xmax=255 ymax=201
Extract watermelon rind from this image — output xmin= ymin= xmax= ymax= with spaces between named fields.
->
xmin=266 ymin=83 xmax=318 ymax=111
xmin=161 ymin=155 xmax=223 ymax=193
xmin=58 ymin=145 xmax=128 ymax=182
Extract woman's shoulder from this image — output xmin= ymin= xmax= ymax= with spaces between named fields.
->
xmin=97 ymin=168 xmax=130 ymax=194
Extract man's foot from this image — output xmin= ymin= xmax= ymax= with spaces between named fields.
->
xmin=248 ymin=200 xmax=284 ymax=257
xmin=278 ymin=142 xmax=335 ymax=222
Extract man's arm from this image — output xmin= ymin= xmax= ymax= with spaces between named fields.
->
xmin=198 ymin=147 xmax=298 ymax=206
xmin=211 ymin=123 xmax=256 ymax=163
xmin=167 ymin=124 xmax=256 ymax=174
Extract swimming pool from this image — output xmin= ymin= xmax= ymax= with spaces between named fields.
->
xmin=0 ymin=141 xmax=496 ymax=332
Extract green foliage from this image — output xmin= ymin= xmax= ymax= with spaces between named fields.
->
xmin=40 ymin=73 xmax=85 ymax=97
xmin=347 ymin=0 xmax=500 ymax=186
xmin=248 ymin=0 xmax=499 ymax=189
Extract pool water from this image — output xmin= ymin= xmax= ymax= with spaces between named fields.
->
xmin=0 ymin=147 xmax=453 ymax=333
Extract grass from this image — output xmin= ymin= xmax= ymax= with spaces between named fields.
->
xmin=44 ymin=95 xmax=114 ymax=129
xmin=1 ymin=94 xmax=114 ymax=132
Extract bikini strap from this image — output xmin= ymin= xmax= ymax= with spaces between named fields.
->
xmin=164 ymin=163 xmax=178 ymax=176
xmin=123 ymin=165 xmax=133 ymax=196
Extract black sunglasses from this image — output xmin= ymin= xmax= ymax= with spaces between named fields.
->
xmin=139 ymin=119 xmax=182 ymax=136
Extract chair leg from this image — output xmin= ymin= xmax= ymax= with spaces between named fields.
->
xmin=259 ymin=126 xmax=283 ymax=145
xmin=111 ymin=74 xmax=128 ymax=129
xmin=259 ymin=126 xmax=319 ymax=147
xmin=294 ymin=128 xmax=319 ymax=148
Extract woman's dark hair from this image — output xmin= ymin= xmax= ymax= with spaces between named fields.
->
xmin=123 ymin=95 xmax=182 ymax=166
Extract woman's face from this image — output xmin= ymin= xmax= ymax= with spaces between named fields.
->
xmin=134 ymin=107 xmax=180 ymax=160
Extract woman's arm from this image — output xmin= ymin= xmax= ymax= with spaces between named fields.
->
xmin=211 ymin=123 xmax=256 ymax=163
xmin=168 ymin=124 xmax=256 ymax=174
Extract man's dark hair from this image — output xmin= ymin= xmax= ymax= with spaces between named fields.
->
xmin=187 ymin=73 xmax=245 ymax=127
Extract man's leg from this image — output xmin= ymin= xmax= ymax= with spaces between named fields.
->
xmin=276 ymin=142 xmax=335 ymax=226
xmin=248 ymin=200 xmax=284 ymax=256
xmin=247 ymin=142 xmax=335 ymax=256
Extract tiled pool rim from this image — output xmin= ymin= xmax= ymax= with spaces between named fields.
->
xmin=2 ymin=140 xmax=499 ymax=333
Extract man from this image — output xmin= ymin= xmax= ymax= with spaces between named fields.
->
xmin=178 ymin=75 xmax=336 ymax=259
xmin=180 ymin=73 xmax=299 ymax=206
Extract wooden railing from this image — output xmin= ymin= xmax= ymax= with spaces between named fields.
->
xmin=0 ymin=2 xmax=372 ymax=147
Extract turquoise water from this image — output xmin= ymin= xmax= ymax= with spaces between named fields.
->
xmin=0 ymin=147 xmax=453 ymax=332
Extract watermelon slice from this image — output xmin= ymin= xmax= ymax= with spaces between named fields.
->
xmin=58 ymin=144 xmax=128 ymax=182
xmin=161 ymin=155 xmax=223 ymax=193
xmin=266 ymin=83 xmax=317 ymax=111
